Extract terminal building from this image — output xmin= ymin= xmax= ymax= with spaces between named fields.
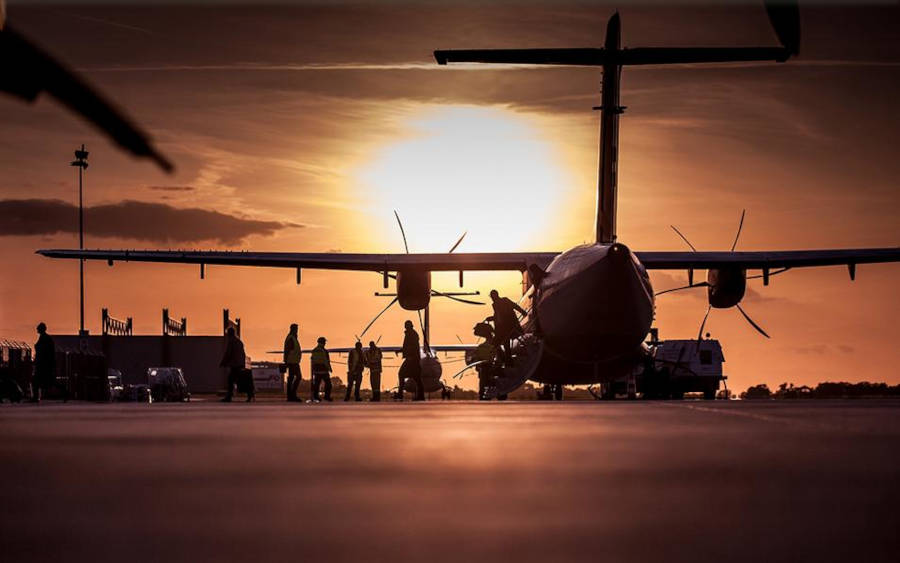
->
xmin=53 ymin=309 xmax=244 ymax=394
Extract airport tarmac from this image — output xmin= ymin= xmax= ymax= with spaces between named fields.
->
xmin=2 ymin=400 xmax=898 ymax=562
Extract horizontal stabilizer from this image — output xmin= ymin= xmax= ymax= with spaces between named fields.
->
xmin=434 ymin=46 xmax=792 ymax=67
xmin=435 ymin=48 xmax=606 ymax=66
xmin=617 ymin=46 xmax=792 ymax=65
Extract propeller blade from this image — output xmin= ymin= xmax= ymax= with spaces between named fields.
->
xmin=359 ymin=296 xmax=398 ymax=338
xmin=654 ymin=282 xmax=708 ymax=297
xmin=730 ymin=209 xmax=746 ymax=252
xmin=417 ymin=309 xmax=429 ymax=351
xmin=448 ymin=231 xmax=467 ymax=254
xmin=670 ymin=225 xmax=698 ymax=252
xmin=695 ymin=304 xmax=712 ymax=354
xmin=431 ymin=289 xmax=485 ymax=305
xmin=451 ymin=361 xmax=486 ymax=379
xmin=736 ymin=303 xmax=770 ymax=338
xmin=394 ymin=209 xmax=409 ymax=254
xmin=765 ymin=0 xmax=800 ymax=56
xmin=697 ymin=304 xmax=711 ymax=344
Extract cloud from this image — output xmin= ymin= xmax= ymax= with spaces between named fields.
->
xmin=794 ymin=344 xmax=855 ymax=356
xmin=146 ymin=186 xmax=195 ymax=192
xmin=0 ymin=199 xmax=300 ymax=245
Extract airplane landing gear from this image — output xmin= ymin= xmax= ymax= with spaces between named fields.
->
xmin=539 ymin=384 xmax=564 ymax=400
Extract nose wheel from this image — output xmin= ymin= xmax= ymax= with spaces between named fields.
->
xmin=539 ymin=384 xmax=565 ymax=400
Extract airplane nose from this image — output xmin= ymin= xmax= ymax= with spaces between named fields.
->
xmin=607 ymin=242 xmax=630 ymax=264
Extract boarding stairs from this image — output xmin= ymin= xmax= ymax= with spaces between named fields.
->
xmin=484 ymin=335 xmax=543 ymax=399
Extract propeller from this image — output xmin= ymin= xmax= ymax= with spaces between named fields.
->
xmin=659 ymin=210 xmax=773 ymax=340
xmin=357 ymin=211 xmax=480 ymax=339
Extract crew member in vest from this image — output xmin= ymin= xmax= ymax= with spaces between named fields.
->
xmin=398 ymin=320 xmax=425 ymax=401
xmin=283 ymin=323 xmax=302 ymax=402
xmin=365 ymin=340 xmax=383 ymax=402
xmin=345 ymin=341 xmax=364 ymax=402
xmin=310 ymin=336 xmax=333 ymax=402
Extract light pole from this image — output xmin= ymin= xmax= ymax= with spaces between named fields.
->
xmin=70 ymin=145 xmax=89 ymax=336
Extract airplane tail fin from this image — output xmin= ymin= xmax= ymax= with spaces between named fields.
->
xmin=434 ymin=1 xmax=799 ymax=245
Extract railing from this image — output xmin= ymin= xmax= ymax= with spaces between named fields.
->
xmin=101 ymin=308 xmax=133 ymax=336
xmin=223 ymin=308 xmax=241 ymax=337
xmin=162 ymin=308 xmax=187 ymax=336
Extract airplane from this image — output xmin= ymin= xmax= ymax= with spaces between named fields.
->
xmin=39 ymin=2 xmax=900 ymax=399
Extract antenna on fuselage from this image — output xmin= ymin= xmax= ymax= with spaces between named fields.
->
xmin=434 ymin=1 xmax=799 ymax=246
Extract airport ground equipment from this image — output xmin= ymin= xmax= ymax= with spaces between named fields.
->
xmin=147 ymin=367 xmax=190 ymax=402
xmin=0 ymin=339 xmax=31 ymax=401
xmin=648 ymin=338 xmax=725 ymax=400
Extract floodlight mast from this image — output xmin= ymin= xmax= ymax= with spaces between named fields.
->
xmin=434 ymin=2 xmax=799 ymax=245
xmin=70 ymin=145 xmax=89 ymax=336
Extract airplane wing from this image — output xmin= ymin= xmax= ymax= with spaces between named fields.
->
xmin=318 ymin=345 xmax=475 ymax=355
xmin=36 ymin=249 xmax=559 ymax=272
xmin=635 ymin=248 xmax=900 ymax=270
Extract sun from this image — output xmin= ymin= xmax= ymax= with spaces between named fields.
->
xmin=354 ymin=105 xmax=574 ymax=253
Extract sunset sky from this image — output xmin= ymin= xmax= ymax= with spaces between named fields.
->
xmin=1 ymin=1 xmax=898 ymax=392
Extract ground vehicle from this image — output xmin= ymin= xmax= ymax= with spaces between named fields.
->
xmin=107 ymin=369 xmax=124 ymax=402
xmin=594 ymin=332 xmax=726 ymax=400
xmin=646 ymin=338 xmax=726 ymax=400
xmin=147 ymin=367 xmax=190 ymax=402
xmin=121 ymin=384 xmax=152 ymax=403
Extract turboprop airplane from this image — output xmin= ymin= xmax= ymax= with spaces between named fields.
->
xmin=39 ymin=2 xmax=900 ymax=397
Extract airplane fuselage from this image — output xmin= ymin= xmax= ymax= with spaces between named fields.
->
xmin=527 ymin=242 xmax=655 ymax=385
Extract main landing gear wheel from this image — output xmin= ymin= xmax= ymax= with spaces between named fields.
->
xmin=553 ymin=384 xmax=563 ymax=401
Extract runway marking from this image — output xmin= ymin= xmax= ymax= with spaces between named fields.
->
xmin=654 ymin=402 xmax=823 ymax=429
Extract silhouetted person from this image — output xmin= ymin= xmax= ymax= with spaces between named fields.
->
xmin=472 ymin=325 xmax=497 ymax=400
xmin=283 ymin=323 xmax=302 ymax=402
xmin=31 ymin=322 xmax=56 ymax=403
xmin=365 ymin=340 xmax=383 ymax=402
xmin=486 ymin=289 xmax=527 ymax=365
xmin=345 ymin=341 xmax=364 ymax=402
xmin=398 ymin=320 xmax=424 ymax=401
xmin=310 ymin=337 xmax=333 ymax=402
xmin=220 ymin=327 xmax=252 ymax=402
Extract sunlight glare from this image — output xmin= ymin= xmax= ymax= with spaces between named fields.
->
xmin=355 ymin=106 xmax=573 ymax=253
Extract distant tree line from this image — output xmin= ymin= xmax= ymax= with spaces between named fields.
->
xmin=741 ymin=381 xmax=900 ymax=400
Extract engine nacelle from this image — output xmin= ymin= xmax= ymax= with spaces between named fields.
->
xmin=403 ymin=355 xmax=444 ymax=393
xmin=706 ymin=267 xmax=747 ymax=309
xmin=396 ymin=269 xmax=431 ymax=310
